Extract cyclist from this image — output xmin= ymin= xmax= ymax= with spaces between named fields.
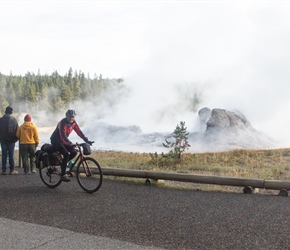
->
xmin=50 ymin=110 xmax=92 ymax=182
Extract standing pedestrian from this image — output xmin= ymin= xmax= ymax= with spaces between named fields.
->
xmin=0 ymin=106 xmax=19 ymax=175
xmin=16 ymin=114 xmax=40 ymax=174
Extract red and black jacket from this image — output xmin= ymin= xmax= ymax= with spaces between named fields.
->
xmin=50 ymin=118 xmax=88 ymax=146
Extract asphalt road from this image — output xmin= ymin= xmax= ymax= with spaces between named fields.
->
xmin=1 ymin=171 xmax=290 ymax=249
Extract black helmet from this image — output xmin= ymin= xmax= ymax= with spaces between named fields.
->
xmin=65 ymin=109 xmax=77 ymax=117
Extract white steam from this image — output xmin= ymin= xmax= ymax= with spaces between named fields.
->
xmin=4 ymin=2 xmax=290 ymax=151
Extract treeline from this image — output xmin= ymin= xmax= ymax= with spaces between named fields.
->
xmin=0 ymin=67 xmax=126 ymax=114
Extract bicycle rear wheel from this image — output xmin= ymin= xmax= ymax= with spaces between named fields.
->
xmin=39 ymin=165 xmax=62 ymax=188
xmin=76 ymin=157 xmax=103 ymax=193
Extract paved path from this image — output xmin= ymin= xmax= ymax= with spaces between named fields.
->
xmin=1 ymin=171 xmax=290 ymax=249
xmin=0 ymin=217 xmax=161 ymax=249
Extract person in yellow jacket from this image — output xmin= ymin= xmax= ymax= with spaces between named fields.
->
xmin=16 ymin=114 xmax=40 ymax=174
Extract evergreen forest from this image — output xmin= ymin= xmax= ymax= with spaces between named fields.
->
xmin=0 ymin=67 xmax=126 ymax=118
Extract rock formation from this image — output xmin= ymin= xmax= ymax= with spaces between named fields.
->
xmin=81 ymin=107 xmax=276 ymax=153
xmin=188 ymin=107 xmax=276 ymax=152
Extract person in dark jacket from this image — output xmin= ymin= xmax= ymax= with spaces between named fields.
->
xmin=0 ymin=106 xmax=19 ymax=175
xmin=50 ymin=109 xmax=92 ymax=182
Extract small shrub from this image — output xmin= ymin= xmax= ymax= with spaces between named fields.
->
xmin=163 ymin=121 xmax=191 ymax=160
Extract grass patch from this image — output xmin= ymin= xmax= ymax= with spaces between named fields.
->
xmin=92 ymin=148 xmax=290 ymax=181
xmin=13 ymin=148 xmax=290 ymax=192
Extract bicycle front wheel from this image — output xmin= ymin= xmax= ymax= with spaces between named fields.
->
xmin=39 ymin=165 xmax=62 ymax=188
xmin=76 ymin=157 xmax=103 ymax=193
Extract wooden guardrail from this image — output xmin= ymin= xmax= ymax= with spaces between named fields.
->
xmin=101 ymin=168 xmax=290 ymax=196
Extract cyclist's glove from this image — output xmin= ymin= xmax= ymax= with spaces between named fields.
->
xmin=87 ymin=140 xmax=94 ymax=146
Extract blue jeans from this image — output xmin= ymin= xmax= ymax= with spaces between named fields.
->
xmin=1 ymin=143 xmax=16 ymax=172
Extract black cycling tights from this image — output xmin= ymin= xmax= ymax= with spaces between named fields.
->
xmin=51 ymin=140 xmax=77 ymax=175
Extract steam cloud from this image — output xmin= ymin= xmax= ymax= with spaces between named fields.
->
xmin=6 ymin=2 xmax=290 ymax=152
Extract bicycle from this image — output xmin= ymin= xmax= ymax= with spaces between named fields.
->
xmin=37 ymin=142 xmax=103 ymax=193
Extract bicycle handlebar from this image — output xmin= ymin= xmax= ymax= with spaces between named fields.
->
xmin=75 ymin=141 xmax=94 ymax=146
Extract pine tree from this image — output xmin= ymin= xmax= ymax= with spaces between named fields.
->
xmin=0 ymin=74 xmax=8 ymax=111
xmin=0 ymin=92 xmax=8 ymax=112
xmin=51 ymin=96 xmax=65 ymax=112
xmin=73 ymin=71 xmax=81 ymax=100
xmin=60 ymin=80 xmax=72 ymax=104
xmin=163 ymin=121 xmax=191 ymax=159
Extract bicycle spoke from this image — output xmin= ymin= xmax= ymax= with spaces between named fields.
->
xmin=76 ymin=157 xmax=103 ymax=193
xmin=39 ymin=165 xmax=62 ymax=188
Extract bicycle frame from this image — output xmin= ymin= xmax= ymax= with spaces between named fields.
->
xmin=67 ymin=143 xmax=92 ymax=177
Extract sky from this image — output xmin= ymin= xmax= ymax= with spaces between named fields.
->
xmin=1 ymin=1 xmax=290 ymax=147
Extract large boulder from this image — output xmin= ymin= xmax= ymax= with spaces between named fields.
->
xmin=198 ymin=107 xmax=212 ymax=131
xmin=189 ymin=108 xmax=276 ymax=152
xmin=206 ymin=109 xmax=251 ymax=132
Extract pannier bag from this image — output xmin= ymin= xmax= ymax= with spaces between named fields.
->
xmin=83 ymin=143 xmax=91 ymax=155
xmin=49 ymin=152 xmax=62 ymax=166
xmin=35 ymin=150 xmax=49 ymax=169
xmin=36 ymin=144 xmax=62 ymax=167
xmin=41 ymin=143 xmax=54 ymax=153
